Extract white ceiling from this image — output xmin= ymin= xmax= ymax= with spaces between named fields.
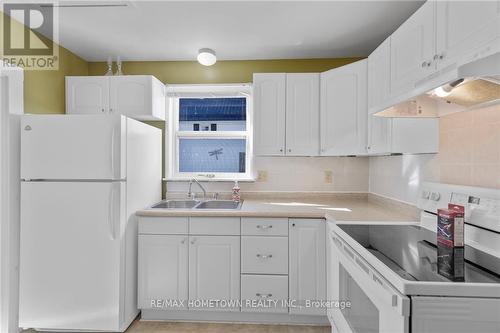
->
xmin=51 ymin=0 xmax=424 ymax=62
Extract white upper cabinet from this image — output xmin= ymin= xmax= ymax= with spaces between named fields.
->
xmin=367 ymin=38 xmax=392 ymax=154
xmin=390 ymin=1 xmax=436 ymax=96
xmin=436 ymin=1 xmax=500 ymax=70
xmin=367 ymin=115 xmax=391 ymax=155
xmin=253 ymin=73 xmax=287 ymax=156
xmin=253 ymin=73 xmax=319 ymax=156
xmin=368 ymin=38 xmax=391 ymax=112
xmin=320 ymin=60 xmax=367 ymax=156
xmin=66 ymin=75 xmax=165 ymax=121
xmin=65 ymin=76 xmax=109 ymax=115
xmin=285 ymin=73 xmax=320 ymax=156
xmin=390 ymin=118 xmax=438 ymax=154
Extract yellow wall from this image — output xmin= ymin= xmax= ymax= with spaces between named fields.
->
xmin=23 ymin=47 xmax=88 ymax=114
xmin=1 ymin=12 xmax=89 ymax=114
xmin=88 ymin=58 xmax=363 ymax=187
xmin=87 ymin=58 xmax=363 ymax=84
xmin=87 ymin=59 xmax=363 ymax=134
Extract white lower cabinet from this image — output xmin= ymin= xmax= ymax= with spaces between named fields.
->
xmin=138 ymin=234 xmax=188 ymax=309
xmin=241 ymin=275 xmax=288 ymax=313
xmin=241 ymin=236 xmax=288 ymax=275
xmin=289 ymin=219 xmax=326 ymax=315
xmin=188 ymin=235 xmax=240 ymax=311
xmin=138 ymin=216 xmax=327 ymax=321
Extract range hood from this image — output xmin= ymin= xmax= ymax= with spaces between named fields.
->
xmin=375 ymin=52 xmax=500 ymax=118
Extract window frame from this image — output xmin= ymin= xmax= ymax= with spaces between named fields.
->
xmin=165 ymin=84 xmax=254 ymax=181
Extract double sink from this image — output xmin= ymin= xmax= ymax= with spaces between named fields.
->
xmin=151 ymin=199 xmax=243 ymax=210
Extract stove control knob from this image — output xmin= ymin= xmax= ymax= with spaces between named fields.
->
xmin=430 ymin=192 xmax=440 ymax=201
xmin=421 ymin=191 xmax=430 ymax=199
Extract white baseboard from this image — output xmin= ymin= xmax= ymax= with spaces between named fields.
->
xmin=141 ymin=309 xmax=330 ymax=326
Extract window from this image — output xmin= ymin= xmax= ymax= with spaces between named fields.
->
xmin=166 ymin=84 xmax=253 ymax=180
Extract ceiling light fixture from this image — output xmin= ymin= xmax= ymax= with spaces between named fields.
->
xmin=197 ymin=48 xmax=217 ymax=66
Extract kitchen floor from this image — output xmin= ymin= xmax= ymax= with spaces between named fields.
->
xmin=126 ymin=320 xmax=330 ymax=333
xmin=23 ymin=320 xmax=330 ymax=333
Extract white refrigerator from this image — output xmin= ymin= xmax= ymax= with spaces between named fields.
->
xmin=18 ymin=114 xmax=162 ymax=332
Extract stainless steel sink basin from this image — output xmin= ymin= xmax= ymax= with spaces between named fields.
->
xmin=194 ymin=200 xmax=243 ymax=210
xmin=151 ymin=200 xmax=200 ymax=209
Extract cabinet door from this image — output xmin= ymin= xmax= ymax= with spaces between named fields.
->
xmin=285 ymin=73 xmax=320 ymax=156
xmin=391 ymin=118 xmax=439 ymax=154
xmin=436 ymin=1 xmax=500 ymax=69
xmin=367 ymin=38 xmax=392 ymax=155
xmin=320 ymin=60 xmax=367 ymax=156
xmin=138 ymin=235 xmax=188 ymax=309
xmin=368 ymin=38 xmax=391 ymax=112
xmin=65 ymin=76 xmax=109 ymax=114
xmin=390 ymin=1 xmax=436 ymax=96
xmin=367 ymin=115 xmax=391 ymax=155
xmin=188 ymin=236 xmax=240 ymax=311
xmin=109 ymin=76 xmax=152 ymax=118
xmin=289 ymin=219 xmax=326 ymax=316
xmin=253 ymin=73 xmax=286 ymax=156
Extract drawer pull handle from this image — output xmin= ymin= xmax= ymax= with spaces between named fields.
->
xmin=256 ymin=293 xmax=272 ymax=298
xmin=256 ymin=254 xmax=273 ymax=259
xmin=256 ymin=225 xmax=273 ymax=229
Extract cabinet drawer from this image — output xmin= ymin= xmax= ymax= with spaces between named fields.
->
xmin=189 ymin=217 xmax=240 ymax=235
xmin=241 ymin=217 xmax=288 ymax=236
xmin=138 ymin=217 xmax=188 ymax=234
xmin=241 ymin=275 xmax=288 ymax=313
xmin=241 ymin=236 xmax=288 ymax=274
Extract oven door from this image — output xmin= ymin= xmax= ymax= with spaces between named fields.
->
xmin=328 ymin=230 xmax=410 ymax=333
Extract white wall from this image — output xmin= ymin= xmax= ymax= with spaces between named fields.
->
xmin=0 ymin=66 xmax=23 ymax=333
xmin=167 ymin=156 xmax=369 ymax=193
xmin=369 ymin=154 xmax=439 ymax=205
xmin=369 ymin=105 xmax=500 ymax=205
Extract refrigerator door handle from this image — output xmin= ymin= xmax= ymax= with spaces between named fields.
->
xmin=108 ymin=185 xmax=116 ymax=240
xmin=110 ymin=127 xmax=115 ymax=177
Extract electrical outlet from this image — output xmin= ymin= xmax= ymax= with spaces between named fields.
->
xmin=257 ymin=170 xmax=268 ymax=182
xmin=324 ymin=170 xmax=333 ymax=184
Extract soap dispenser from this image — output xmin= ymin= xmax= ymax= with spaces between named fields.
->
xmin=232 ymin=181 xmax=241 ymax=202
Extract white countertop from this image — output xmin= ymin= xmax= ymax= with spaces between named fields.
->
xmin=136 ymin=193 xmax=419 ymax=222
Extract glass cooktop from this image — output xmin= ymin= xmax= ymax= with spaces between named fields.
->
xmin=338 ymin=224 xmax=500 ymax=284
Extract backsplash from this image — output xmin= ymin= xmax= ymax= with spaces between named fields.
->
xmin=370 ymin=104 xmax=500 ymax=205
xmin=167 ymin=156 xmax=369 ymax=193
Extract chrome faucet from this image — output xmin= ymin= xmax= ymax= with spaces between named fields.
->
xmin=188 ymin=178 xmax=207 ymax=199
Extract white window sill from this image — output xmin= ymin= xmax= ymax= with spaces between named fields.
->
xmin=164 ymin=178 xmax=256 ymax=183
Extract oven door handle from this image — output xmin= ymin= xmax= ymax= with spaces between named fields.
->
xmin=332 ymin=232 xmax=410 ymax=317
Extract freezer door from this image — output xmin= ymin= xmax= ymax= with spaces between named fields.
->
xmin=21 ymin=115 xmax=126 ymax=180
xmin=19 ymin=181 xmax=123 ymax=331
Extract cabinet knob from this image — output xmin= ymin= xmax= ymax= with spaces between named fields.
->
xmin=190 ymin=238 xmax=196 ymax=244
xmin=292 ymin=223 xmax=296 ymax=227
xmin=288 ymin=149 xmax=291 ymax=153
xmin=439 ymin=53 xmax=445 ymax=60
xmin=101 ymin=108 xmax=105 ymax=113
xmin=279 ymin=148 xmax=283 ymax=152
xmin=109 ymin=108 xmax=113 ymax=112
xmin=421 ymin=61 xmax=432 ymax=68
